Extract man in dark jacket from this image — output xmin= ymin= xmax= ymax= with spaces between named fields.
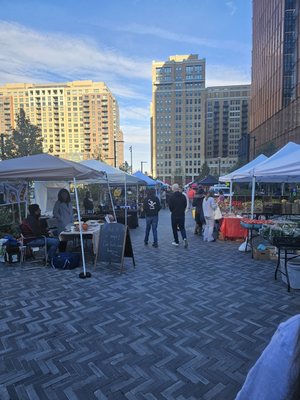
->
xmin=143 ymin=189 xmax=161 ymax=247
xmin=169 ymin=183 xmax=188 ymax=247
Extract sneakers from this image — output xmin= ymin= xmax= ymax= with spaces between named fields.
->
xmin=184 ymin=238 xmax=188 ymax=248
xmin=144 ymin=241 xmax=148 ymax=245
xmin=152 ymin=243 xmax=158 ymax=248
xmin=172 ymin=242 xmax=179 ymax=246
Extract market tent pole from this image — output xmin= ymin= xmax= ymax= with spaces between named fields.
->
xmin=125 ymin=172 xmax=127 ymax=226
xmin=251 ymin=176 xmax=256 ymax=219
xmin=229 ymin=181 xmax=233 ymax=213
xmin=73 ymin=177 xmax=90 ymax=279
xmin=106 ymin=174 xmax=116 ymax=221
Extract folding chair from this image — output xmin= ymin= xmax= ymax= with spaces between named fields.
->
xmin=20 ymin=221 xmax=48 ymax=265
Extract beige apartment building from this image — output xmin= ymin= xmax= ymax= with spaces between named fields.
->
xmin=151 ymin=55 xmax=250 ymax=183
xmin=151 ymin=55 xmax=206 ymax=184
xmin=205 ymin=85 xmax=250 ymax=176
xmin=0 ymin=80 xmax=124 ymax=166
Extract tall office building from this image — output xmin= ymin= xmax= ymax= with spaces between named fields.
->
xmin=151 ymin=55 xmax=206 ymax=184
xmin=151 ymin=55 xmax=250 ymax=183
xmin=0 ymin=80 xmax=124 ymax=166
xmin=251 ymin=0 xmax=300 ymax=156
xmin=205 ymin=85 xmax=250 ymax=176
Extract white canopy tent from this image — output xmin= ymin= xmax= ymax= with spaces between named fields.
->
xmin=220 ymin=142 xmax=300 ymax=216
xmin=81 ymin=160 xmax=145 ymax=184
xmin=34 ymin=182 xmax=69 ymax=215
xmin=219 ymin=154 xmax=268 ymax=211
xmin=81 ymin=160 xmax=145 ymax=225
xmin=219 ymin=154 xmax=268 ymax=183
xmin=0 ymin=154 xmax=107 ymax=278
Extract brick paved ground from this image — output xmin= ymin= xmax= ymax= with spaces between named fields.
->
xmin=0 ymin=209 xmax=299 ymax=399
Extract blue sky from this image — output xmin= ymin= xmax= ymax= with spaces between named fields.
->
xmin=0 ymin=0 xmax=252 ymax=172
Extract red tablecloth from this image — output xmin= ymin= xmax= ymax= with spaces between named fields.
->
xmin=220 ymin=217 xmax=247 ymax=239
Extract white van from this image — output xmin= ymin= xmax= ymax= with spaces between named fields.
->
xmin=211 ymin=184 xmax=233 ymax=197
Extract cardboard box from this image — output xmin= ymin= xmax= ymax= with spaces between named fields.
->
xmin=253 ymin=248 xmax=270 ymax=260
xmin=253 ymin=246 xmax=277 ymax=261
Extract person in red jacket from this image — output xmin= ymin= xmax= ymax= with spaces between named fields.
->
xmin=187 ymin=186 xmax=196 ymax=209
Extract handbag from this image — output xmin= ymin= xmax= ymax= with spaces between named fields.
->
xmin=214 ymin=206 xmax=222 ymax=220
xmin=51 ymin=252 xmax=80 ymax=269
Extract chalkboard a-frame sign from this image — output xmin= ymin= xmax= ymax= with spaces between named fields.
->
xmin=97 ymin=223 xmax=135 ymax=272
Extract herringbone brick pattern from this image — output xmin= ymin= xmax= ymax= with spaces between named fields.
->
xmin=0 ymin=210 xmax=299 ymax=399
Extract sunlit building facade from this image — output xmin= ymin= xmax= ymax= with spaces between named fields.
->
xmin=205 ymin=85 xmax=250 ymax=176
xmin=0 ymin=80 xmax=124 ymax=166
xmin=151 ymin=55 xmax=250 ymax=183
xmin=251 ymin=0 xmax=300 ymax=156
xmin=151 ymin=55 xmax=206 ymax=184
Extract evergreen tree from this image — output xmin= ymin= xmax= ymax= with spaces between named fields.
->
xmin=199 ymin=161 xmax=210 ymax=179
xmin=119 ymin=161 xmax=130 ymax=173
xmin=3 ymin=108 xmax=43 ymax=159
xmin=194 ymin=161 xmax=210 ymax=181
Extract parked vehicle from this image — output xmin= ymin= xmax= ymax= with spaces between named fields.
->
xmin=211 ymin=184 xmax=233 ymax=197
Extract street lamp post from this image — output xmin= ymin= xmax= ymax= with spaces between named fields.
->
xmin=114 ymin=140 xmax=124 ymax=168
xmin=218 ymin=157 xmax=221 ymax=179
xmin=0 ymin=134 xmax=5 ymax=159
xmin=249 ymin=136 xmax=257 ymax=159
xmin=141 ymin=161 xmax=147 ymax=174
xmin=129 ymin=146 xmax=133 ymax=174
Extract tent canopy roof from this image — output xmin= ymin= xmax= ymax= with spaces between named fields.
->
xmin=81 ymin=160 xmax=145 ymax=184
xmin=133 ymin=171 xmax=158 ymax=186
xmin=219 ymin=154 xmax=268 ymax=182
xmin=195 ymin=175 xmax=218 ymax=186
xmin=220 ymin=142 xmax=300 ymax=183
xmin=0 ymin=154 xmax=106 ymax=182
xmin=252 ymin=142 xmax=300 ymax=181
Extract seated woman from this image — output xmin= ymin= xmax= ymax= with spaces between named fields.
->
xmin=21 ymin=204 xmax=60 ymax=262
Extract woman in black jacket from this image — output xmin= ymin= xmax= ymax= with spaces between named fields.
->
xmin=192 ymin=187 xmax=205 ymax=236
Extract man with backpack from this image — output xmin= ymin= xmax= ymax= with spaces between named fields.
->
xmin=143 ymin=189 xmax=161 ymax=248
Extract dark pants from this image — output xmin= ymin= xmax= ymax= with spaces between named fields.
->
xmin=144 ymin=215 xmax=158 ymax=244
xmin=27 ymin=237 xmax=60 ymax=260
xmin=171 ymin=215 xmax=186 ymax=243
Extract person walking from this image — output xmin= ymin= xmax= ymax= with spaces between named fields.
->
xmin=161 ymin=189 xmax=167 ymax=209
xmin=192 ymin=187 xmax=206 ymax=235
xmin=202 ymin=188 xmax=218 ymax=242
xmin=187 ymin=186 xmax=196 ymax=209
xmin=169 ymin=183 xmax=188 ymax=247
xmin=143 ymin=188 xmax=161 ymax=248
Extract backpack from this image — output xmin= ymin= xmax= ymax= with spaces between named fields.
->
xmin=51 ymin=252 xmax=80 ymax=269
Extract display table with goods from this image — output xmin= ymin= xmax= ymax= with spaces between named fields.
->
xmin=81 ymin=209 xmax=139 ymax=228
xmin=59 ymin=221 xmax=103 ymax=263
xmin=260 ymin=221 xmax=300 ymax=292
xmin=240 ymin=199 xmax=300 ymax=218
xmin=219 ymin=215 xmax=247 ymax=240
xmin=240 ymin=218 xmax=275 ymax=257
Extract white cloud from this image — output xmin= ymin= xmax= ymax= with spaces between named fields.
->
xmin=120 ymin=106 xmax=150 ymax=121
xmin=206 ymin=64 xmax=250 ymax=86
xmin=226 ymin=1 xmax=238 ymax=16
xmin=0 ymin=20 xmax=151 ymax=98
xmin=108 ymin=23 xmax=249 ymax=54
xmin=121 ymin=123 xmax=150 ymax=145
